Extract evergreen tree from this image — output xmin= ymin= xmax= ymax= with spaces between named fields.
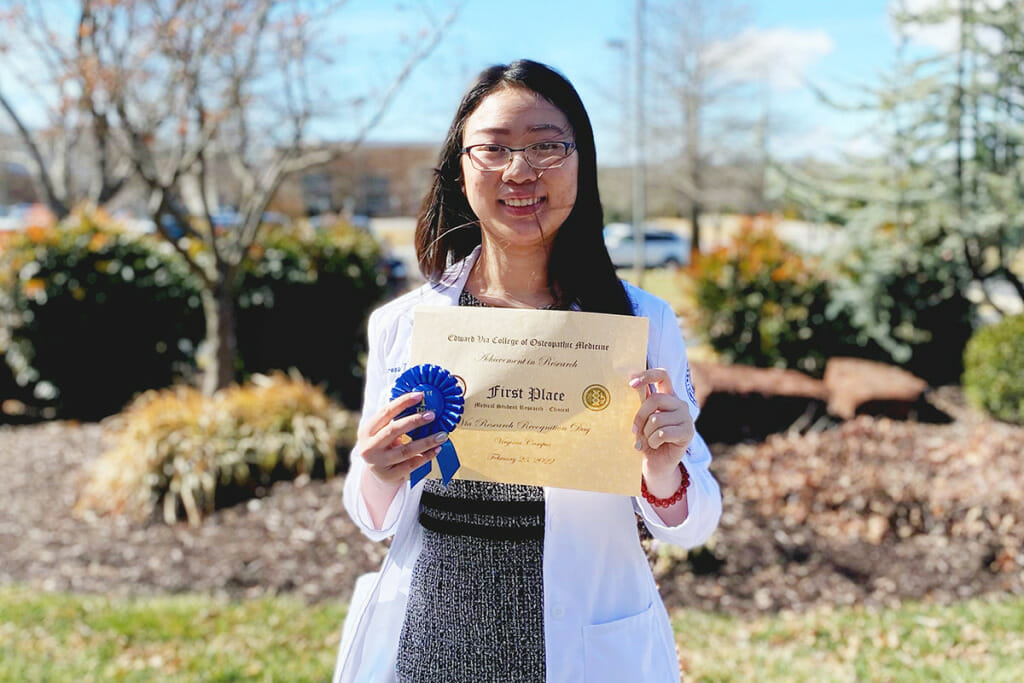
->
xmin=783 ymin=0 xmax=1023 ymax=383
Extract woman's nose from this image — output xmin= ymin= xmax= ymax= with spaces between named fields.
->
xmin=501 ymin=151 xmax=538 ymax=183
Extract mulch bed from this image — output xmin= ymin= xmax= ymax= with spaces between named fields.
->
xmin=2 ymin=386 xmax=1022 ymax=616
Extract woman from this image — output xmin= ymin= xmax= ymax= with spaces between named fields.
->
xmin=333 ymin=60 xmax=721 ymax=683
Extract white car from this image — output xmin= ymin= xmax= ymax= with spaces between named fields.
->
xmin=0 ymin=204 xmax=29 ymax=231
xmin=603 ymin=223 xmax=690 ymax=269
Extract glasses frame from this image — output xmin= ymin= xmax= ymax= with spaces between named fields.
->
xmin=461 ymin=141 xmax=578 ymax=171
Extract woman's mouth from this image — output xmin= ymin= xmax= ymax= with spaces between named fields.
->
xmin=501 ymin=196 xmax=544 ymax=206
xmin=500 ymin=196 xmax=545 ymax=211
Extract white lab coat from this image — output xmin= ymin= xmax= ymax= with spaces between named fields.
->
xmin=333 ymin=247 xmax=722 ymax=683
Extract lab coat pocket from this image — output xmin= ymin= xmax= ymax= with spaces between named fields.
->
xmin=582 ymin=602 xmax=676 ymax=683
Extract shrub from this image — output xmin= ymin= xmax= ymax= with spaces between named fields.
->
xmin=686 ymin=224 xmax=858 ymax=375
xmin=236 ymin=223 xmax=387 ymax=409
xmin=963 ymin=314 xmax=1024 ymax=425
xmin=0 ymin=212 xmax=203 ymax=420
xmin=685 ymin=219 xmax=975 ymax=383
xmin=825 ymin=225 xmax=974 ymax=386
xmin=0 ymin=213 xmax=390 ymax=419
xmin=75 ymin=371 xmax=357 ymax=525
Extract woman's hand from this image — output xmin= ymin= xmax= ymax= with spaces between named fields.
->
xmin=357 ymin=391 xmax=450 ymax=486
xmin=630 ymin=368 xmax=694 ymax=499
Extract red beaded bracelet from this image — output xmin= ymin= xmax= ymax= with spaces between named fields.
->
xmin=641 ymin=462 xmax=690 ymax=508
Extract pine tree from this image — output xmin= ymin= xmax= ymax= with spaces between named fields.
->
xmin=783 ymin=0 xmax=1023 ymax=383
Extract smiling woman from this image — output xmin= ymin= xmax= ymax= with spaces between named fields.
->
xmin=333 ymin=59 xmax=722 ymax=683
xmin=458 ymin=86 xmax=579 ymax=304
xmin=414 ymin=60 xmax=631 ymax=315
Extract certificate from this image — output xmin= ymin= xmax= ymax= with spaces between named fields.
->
xmin=409 ymin=306 xmax=648 ymax=496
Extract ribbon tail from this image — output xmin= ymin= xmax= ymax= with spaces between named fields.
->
xmin=409 ymin=461 xmax=432 ymax=488
xmin=436 ymin=441 xmax=460 ymax=485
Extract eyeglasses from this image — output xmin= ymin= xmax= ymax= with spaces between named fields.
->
xmin=461 ymin=141 xmax=577 ymax=171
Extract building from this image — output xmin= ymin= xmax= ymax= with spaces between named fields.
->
xmin=271 ymin=142 xmax=439 ymax=218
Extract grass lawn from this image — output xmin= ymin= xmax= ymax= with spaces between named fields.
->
xmin=618 ymin=265 xmax=691 ymax=314
xmin=674 ymin=596 xmax=1024 ymax=681
xmin=0 ymin=586 xmax=346 ymax=682
xmin=618 ymin=265 xmax=722 ymax=362
xmin=2 ymin=585 xmax=1023 ymax=681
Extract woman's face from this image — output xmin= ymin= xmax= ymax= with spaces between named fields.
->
xmin=460 ymin=86 xmax=578 ymax=252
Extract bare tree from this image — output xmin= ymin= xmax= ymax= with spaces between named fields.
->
xmin=0 ymin=0 xmax=457 ymax=393
xmin=0 ymin=1 xmax=135 ymax=215
xmin=645 ymin=0 xmax=765 ymax=253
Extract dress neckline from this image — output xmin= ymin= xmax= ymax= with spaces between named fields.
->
xmin=460 ymin=288 xmax=561 ymax=310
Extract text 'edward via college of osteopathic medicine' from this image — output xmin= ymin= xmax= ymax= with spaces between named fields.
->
xmin=447 ymin=334 xmax=610 ymax=352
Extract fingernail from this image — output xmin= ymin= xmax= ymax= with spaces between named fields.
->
xmin=631 ymin=423 xmax=638 ymax=435
xmin=628 ymin=377 xmax=642 ymax=388
xmin=635 ymin=439 xmax=643 ymax=451
xmin=435 ymin=432 xmax=449 ymax=443
xmin=421 ymin=410 xmax=436 ymax=421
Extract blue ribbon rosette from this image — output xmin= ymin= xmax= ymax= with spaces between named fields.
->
xmin=391 ymin=363 xmax=465 ymax=486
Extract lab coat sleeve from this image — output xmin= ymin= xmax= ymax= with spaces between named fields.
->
xmin=632 ymin=297 xmax=722 ymax=548
xmin=342 ymin=306 xmax=410 ymax=542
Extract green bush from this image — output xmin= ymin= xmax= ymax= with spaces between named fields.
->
xmin=0 ymin=359 xmax=42 ymax=423
xmin=686 ymin=221 xmax=975 ymax=383
xmin=963 ymin=314 xmax=1024 ymax=424
xmin=0 ymin=215 xmax=203 ymax=421
xmin=686 ymin=225 xmax=859 ymax=375
xmin=235 ymin=223 xmax=387 ymax=410
xmin=75 ymin=371 xmax=357 ymax=525
xmin=0 ymin=214 xmax=390 ymax=420
xmin=826 ymin=225 xmax=974 ymax=386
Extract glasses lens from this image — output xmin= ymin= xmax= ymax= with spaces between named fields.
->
xmin=468 ymin=145 xmax=510 ymax=170
xmin=526 ymin=142 xmax=570 ymax=168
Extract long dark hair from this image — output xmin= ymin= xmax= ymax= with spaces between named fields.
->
xmin=414 ymin=59 xmax=633 ymax=316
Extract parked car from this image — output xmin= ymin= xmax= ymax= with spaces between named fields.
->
xmin=157 ymin=209 xmax=292 ymax=239
xmin=603 ymin=223 xmax=690 ymax=269
xmin=0 ymin=203 xmax=55 ymax=231
xmin=209 ymin=210 xmax=291 ymax=231
xmin=0 ymin=205 xmax=25 ymax=231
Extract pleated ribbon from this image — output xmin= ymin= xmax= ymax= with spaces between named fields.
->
xmin=391 ymin=364 xmax=465 ymax=486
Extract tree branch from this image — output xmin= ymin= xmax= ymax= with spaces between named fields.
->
xmin=322 ymin=2 xmax=459 ymax=159
xmin=0 ymin=88 xmax=69 ymax=217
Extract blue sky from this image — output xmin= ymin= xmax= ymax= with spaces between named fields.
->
xmin=0 ymin=0 xmax=945 ymax=164
xmin=337 ymin=0 xmax=902 ymax=162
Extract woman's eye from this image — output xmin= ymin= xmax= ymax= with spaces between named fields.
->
xmin=531 ymin=142 xmax=561 ymax=151
xmin=479 ymin=144 xmax=505 ymax=153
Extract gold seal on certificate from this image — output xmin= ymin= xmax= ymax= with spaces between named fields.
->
xmin=409 ymin=306 xmax=649 ymax=496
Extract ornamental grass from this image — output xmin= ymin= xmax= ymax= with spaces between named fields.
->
xmin=75 ymin=371 xmax=356 ymax=526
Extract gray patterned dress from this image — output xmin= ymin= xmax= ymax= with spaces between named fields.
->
xmin=395 ymin=290 xmax=547 ymax=683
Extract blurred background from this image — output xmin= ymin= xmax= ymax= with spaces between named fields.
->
xmin=1 ymin=0 xmax=1023 ymax=680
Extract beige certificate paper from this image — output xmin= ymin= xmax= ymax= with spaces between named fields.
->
xmin=409 ymin=306 xmax=648 ymax=496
